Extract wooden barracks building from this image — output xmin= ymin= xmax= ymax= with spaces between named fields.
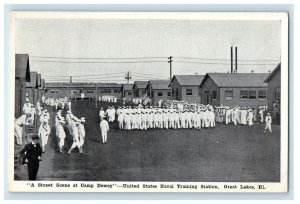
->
xmin=199 ymin=73 xmax=269 ymax=108
xmin=45 ymin=83 xmax=123 ymax=100
xmin=171 ymin=75 xmax=205 ymax=103
xmin=15 ymin=54 xmax=31 ymax=117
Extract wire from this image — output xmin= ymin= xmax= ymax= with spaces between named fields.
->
xmin=31 ymin=60 xmax=167 ymax=64
xmin=174 ymin=61 xmax=278 ymax=66
xmin=30 ymin=56 xmax=168 ymax=60
xmin=175 ymin=56 xmax=280 ymax=62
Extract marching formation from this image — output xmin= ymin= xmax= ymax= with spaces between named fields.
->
xmin=115 ymin=106 xmax=216 ymax=130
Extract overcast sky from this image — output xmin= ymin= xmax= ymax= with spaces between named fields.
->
xmin=15 ymin=18 xmax=281 ymax=83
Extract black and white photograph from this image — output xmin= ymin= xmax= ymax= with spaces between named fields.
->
xmin=8 ymin=12 xmax=288 ymax=192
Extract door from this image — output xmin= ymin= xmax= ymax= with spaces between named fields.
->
xmin=205 ymin=91 xmax=211 ymax=104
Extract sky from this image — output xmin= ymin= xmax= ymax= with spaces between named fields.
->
xmin=15 ymin=18 xmax=281 ymax=83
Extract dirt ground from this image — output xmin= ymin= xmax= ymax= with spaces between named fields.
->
xmin=15 ymin=100 xmax=280 ymax=182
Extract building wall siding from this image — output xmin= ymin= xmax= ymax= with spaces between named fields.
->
xmin=267 ymin=68 xmax=281 ymax=106
xmin=219 ymin=87 xmax=268 ymax=108
xmin=152 ymin=89 xmax=171 ymax=105
xmin=181 ymin=85 xmax=201 ymax=102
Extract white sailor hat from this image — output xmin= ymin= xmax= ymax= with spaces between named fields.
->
xmin=44 ymin=109 xmax=48 ymax=112
xmin=25 ymin=98 xmax=29 ymax=102
xmin=80 ymin=117 xmax=86 ymax=122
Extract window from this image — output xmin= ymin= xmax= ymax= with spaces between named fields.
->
xmin=72 ymin=90 xmax=78 ymax=94
xmin=114 ymin=89 xmax=120 ymax=93
xmin=258 ymin=90 xmax=267 ymax=99
xmin=51 ymin=90 xmax=55 ymax=94
xmin=127 ymin=91 xmax=132 ymax=96
xmin=212 ymin=91 xmax=217 ymax=100
xmin=225 ymin=90 xmax=233 ymax=100
xmin=168 ymin=91 xmax=171 ymax=97
xmin=249 ymin=91 xmax=257 ymax=99
xmin=240 ymin=90 xmax=248 ymax=99
xmin=87 ymin=90 xmax=94 ymax=94
xmin=158 ymin=92 xmax=163 ymax=97
xmin=100 ymin=89 xmax=112 ymax=93
xmin=186 ymin=89 xmax=193 ymax=96
xmin=275 ymin=87 xmax=280 ymax=100
xmin=142 ymin=90 xmax=146 ymax=95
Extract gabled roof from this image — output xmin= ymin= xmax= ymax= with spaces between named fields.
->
xmin=264 ymin=63 xmax=281 ymax=82
xmin=172 ymin=75 xmax=205 ymax=86
xmin=147 ymin=80 xmax=170 ymax=90
xmin=26 ymin=72 xmax=38 ymax=88
xmin=15 ymin=54 xmax=30 ymax=81
xmin=122 ymin=84 xmax=134 ymax=91
xmin=200 ymin=73 xmax=269 ymax=88
xmin=133 ymin=81 xmax=148 ymax=89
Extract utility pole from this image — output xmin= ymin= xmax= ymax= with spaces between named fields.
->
xmin=95 ymin=83 xmax=98 ymax=109
xmin=168 ymin=56 xmax=173 ymax=100
xmin=125 ymin=71 xmax=131 ymax=84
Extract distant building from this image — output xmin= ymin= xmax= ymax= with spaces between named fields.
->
xmin=45 ymin=83 xmax=122 ymax=100
xmin=146 ymin=80 xmax=171 ymax=105
xmin=15 ymin=54 xmax=31 ymax=117
xmin=200 ymin=73 xmax=269 ymax=108
xmin=170 ymin=75 xmax=204 ymax=102
xmin=133 ymin=81 xmax=148 ymax=98
xmin=122 ymin=84 xmax=134 ymax=98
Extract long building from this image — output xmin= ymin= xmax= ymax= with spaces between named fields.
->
xmin=15 ymin=54 xmax=31 ymax=117
xmin=200 ymin=73 xmax=269 ymax=108
xmin=45 ymin=83 xmax=123 ymax=100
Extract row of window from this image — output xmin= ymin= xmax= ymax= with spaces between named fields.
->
xmin=224 ymin=90 xmax=266 ymax=100
xmin=50 ymin=89 xmax=121 ymax=94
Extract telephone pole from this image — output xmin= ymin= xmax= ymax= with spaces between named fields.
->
xmin=125 ymin=71 xmax=131 ymax=84
xmin=168 ymin=56 xmax=173 ymax=100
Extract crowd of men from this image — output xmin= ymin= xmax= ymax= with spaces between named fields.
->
xmin=44 ymin=97 xmax=71 ymax=111
xmin=99 ymin=95 xmax=117 ymax=103
xmin=98 ymin=101 xmax=273 ymax=133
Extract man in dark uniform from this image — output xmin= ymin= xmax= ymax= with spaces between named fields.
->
xmin=20 ymin=135 xmax=42 ymax=180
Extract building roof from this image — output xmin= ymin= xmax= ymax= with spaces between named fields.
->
xmin=133 ymin=81 xmax=148 ymax=89
xmin=15 ymin=54 xmax=30 ymax=81
xmin=26 ymin=72 xmax=38 ymax=88
xmin=200 ymin=73 xmax=269 ymax=88
xmin=45 ymin=82 xmax=123 ymax=88
xmin=122 ymin=84 xmax=134 ymax=91
xmin=264 ymin=63 xmax=281 ymax=82
xmin=147 ymin=80 xmax=170 ymax=90
xmin=172 ymin=75 xmax=205 ymax=86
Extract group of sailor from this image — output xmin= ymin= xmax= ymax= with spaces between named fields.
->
xmin=99 ymin=105 xmax=217 ymax=130
xmin=99 ymin=95 xmax=118 ymax=103
xmin=44 ymin=97 xmax=71 ymax=111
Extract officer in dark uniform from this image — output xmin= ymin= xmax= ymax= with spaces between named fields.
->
xmin=20 ymin=135 xmax=42 ymax=180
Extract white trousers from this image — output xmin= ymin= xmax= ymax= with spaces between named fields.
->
xmin=265 ymin=123 xmax=272 ymax=133
xmin=14 ymin=125 xmax=23 ymax=145
xmin=101 ymin=130 xmax=108 ymax=143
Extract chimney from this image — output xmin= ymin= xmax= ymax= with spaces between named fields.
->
xmin=231 ymin=46 xmax=233 ymax=73
xmin=70 ymin=76 xmax=72 ymax=83
xmin=235 ymin=47 xmax=238 ymax=73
